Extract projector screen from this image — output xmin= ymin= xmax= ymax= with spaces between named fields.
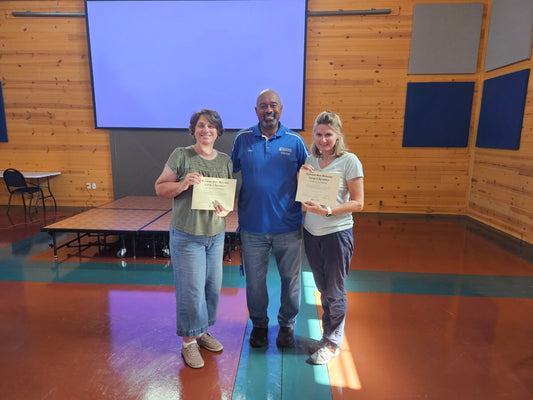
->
xmin=85 ymin=0 xmax=308 ymax=130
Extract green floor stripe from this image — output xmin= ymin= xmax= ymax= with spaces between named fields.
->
xmin=2 ymin=234 xmax=532 ymax=301
xmin=346 ymin=270 xmax=533 ymax=298
xmin=232 ymin=264 xmax=333 ymax=400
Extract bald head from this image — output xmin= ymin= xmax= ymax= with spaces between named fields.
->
xmin=255 ymin=89 xmax=283 ymax=137
xmin=256 ymin=89 xmax=281 ymax=107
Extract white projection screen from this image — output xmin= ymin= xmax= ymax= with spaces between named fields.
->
xmin=85 ymin=0 xmax=308 ymax=130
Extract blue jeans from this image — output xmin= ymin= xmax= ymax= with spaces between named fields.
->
xmin=169 ymin=226 xmax=225 ymax=337
xmin=303 ymin=228 xmax=353 ymax=348
xmin=240 ymin=229 xmax=302 ymax=328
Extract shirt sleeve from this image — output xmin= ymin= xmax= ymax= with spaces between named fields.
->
xmin=230 ymin=135 xmax=241 ymax=173
xmin=345 ymin=153 xmax=364 ymax=180
xmin=226 ymin=157 xmax=234 ymax=179
xmin=297 ymin=137 xmax=310 ymax=167
xmin=165 ymin=148 xmax=181 ymax=174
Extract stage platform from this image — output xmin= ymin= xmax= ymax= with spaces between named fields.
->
xmin=41 ymin=196 xmax=239 ymax=260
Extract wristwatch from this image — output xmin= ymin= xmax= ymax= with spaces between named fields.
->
xmin=326 ymin=206 xmax=332 ymax=217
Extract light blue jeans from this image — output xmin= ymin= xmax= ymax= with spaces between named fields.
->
xmin=169 ymin=226 xmax=225 ymax=338
xmin=240 ymin=229 xmax=302 ymax=328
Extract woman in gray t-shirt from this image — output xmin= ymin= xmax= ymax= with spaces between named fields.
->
xmin=300 ymin=110 xmax=364 ymax=365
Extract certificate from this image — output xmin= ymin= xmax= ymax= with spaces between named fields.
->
xmin=191 ymin=177 xmax=237 ymax=211
xmin=295 ymin=170 xmax=340 ymax=207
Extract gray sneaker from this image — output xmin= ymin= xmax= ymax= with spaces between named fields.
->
xmin=197 ymin=332 xmax=223 ymax=352
xmin=181 ymin=342 xmax=204 ymax=369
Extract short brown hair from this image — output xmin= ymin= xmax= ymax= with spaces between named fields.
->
xmin=189 ymin=109 xmax=224 ymax=138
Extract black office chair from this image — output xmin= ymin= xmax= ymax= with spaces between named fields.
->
xmin=3 ymin=168 xmax=44 ymax=213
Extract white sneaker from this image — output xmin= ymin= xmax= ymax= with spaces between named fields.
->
xmin=309 ymin=345 xmax=340 ymax=365
xmin=308 ymin=338 xmax=327 ymax=355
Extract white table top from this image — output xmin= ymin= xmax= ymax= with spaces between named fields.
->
xmin=0 ymin=171 xmax=61 ymax=179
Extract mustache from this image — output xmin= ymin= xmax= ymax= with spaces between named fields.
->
xmin=262 ymin=112 xmax=277 ymax=120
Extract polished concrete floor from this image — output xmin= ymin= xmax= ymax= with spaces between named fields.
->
xmin=0 ymin=206 xmax=532 ymax=399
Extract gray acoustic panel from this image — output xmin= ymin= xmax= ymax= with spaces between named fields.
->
xmin=408 ymin=3 xmax=484 ymax=74
xmin=485 ymin=0 xmax=533 ymax=72
xmin=110 ymin=129 xmax=239 ymax=199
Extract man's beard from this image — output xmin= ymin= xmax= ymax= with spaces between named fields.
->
xmin=261 ymin=115 xmax=278 ymax=130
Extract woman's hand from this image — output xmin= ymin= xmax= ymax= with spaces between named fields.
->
xmin=180 ymin=172 xmax=203 ymax=191
xmin=300 ymin=163 xmax=315 ymax=173
xmin=214 ymin=201 xmax=230 ymax=217
xmin=303 ymin=200 xmax=328 ymax=215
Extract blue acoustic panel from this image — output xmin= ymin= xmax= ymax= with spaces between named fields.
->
xmin=403 ymin=82 xmax=475 ymax=147
xmin=0 ymin=84 xmax=7 ymax=143
xmin=485 ymin=0 xmax=533 ymax=72
xmin=408 ymin=3 xmax=484 ymax=74
xmin=476 ymin=69 xmax=530 ymax=150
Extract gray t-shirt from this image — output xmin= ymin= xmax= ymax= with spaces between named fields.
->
xmin=166 ymin=146 xmax=233 ymax=236
xmin=303 ymin=152 xmax=363 ymax=236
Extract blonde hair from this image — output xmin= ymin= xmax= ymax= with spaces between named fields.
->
xmin=311 ymin=110 xmax=348 ymax=157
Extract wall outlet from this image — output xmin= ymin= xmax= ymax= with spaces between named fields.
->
xmin=86 ymin=182 xmax=91 ymax=189
xmin=92 ymin=183 xmax=96 ymax=189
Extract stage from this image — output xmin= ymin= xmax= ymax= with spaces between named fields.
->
xmin=41 ymin=196 xmax=239 ymax=260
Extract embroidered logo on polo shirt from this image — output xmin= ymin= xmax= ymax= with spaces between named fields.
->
xmin=279 ymin=147 xmax=292 ymax=156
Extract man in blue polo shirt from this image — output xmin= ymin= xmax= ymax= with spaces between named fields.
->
xmin=231 ymin=89 xmax=309 ymax=348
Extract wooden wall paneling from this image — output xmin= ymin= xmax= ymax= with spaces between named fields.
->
xmin=305 ymin=2 xmax=473 ymax=215
xmin=469 ymin=126 xmax=533 ymax=242
xmin=466 ymin=1 xmax=533 ymax=243
xmin=1 ymin=0 xmax=531 ymax=244
xmin=0 ymin=1 xmax=113 ymax=208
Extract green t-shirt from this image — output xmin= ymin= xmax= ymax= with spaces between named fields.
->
xmin=166 ymin=146 xmax=233 ymax=236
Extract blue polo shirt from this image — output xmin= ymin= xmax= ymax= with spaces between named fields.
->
xmin=231 ymin=123 xmax=309 ymax=234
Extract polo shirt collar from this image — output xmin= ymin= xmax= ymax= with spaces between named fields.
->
xmin=256 ymin=123 xmax=284 ymax=139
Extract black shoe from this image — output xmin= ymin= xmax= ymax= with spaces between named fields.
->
xmin=276 ymin=326 xmax=295 ymax=348
xmin=250 ymin=327 xmax=268 ymax=348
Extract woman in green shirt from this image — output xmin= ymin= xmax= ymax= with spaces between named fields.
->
xmin=155 ymin=109 xmax=233 ymax=369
